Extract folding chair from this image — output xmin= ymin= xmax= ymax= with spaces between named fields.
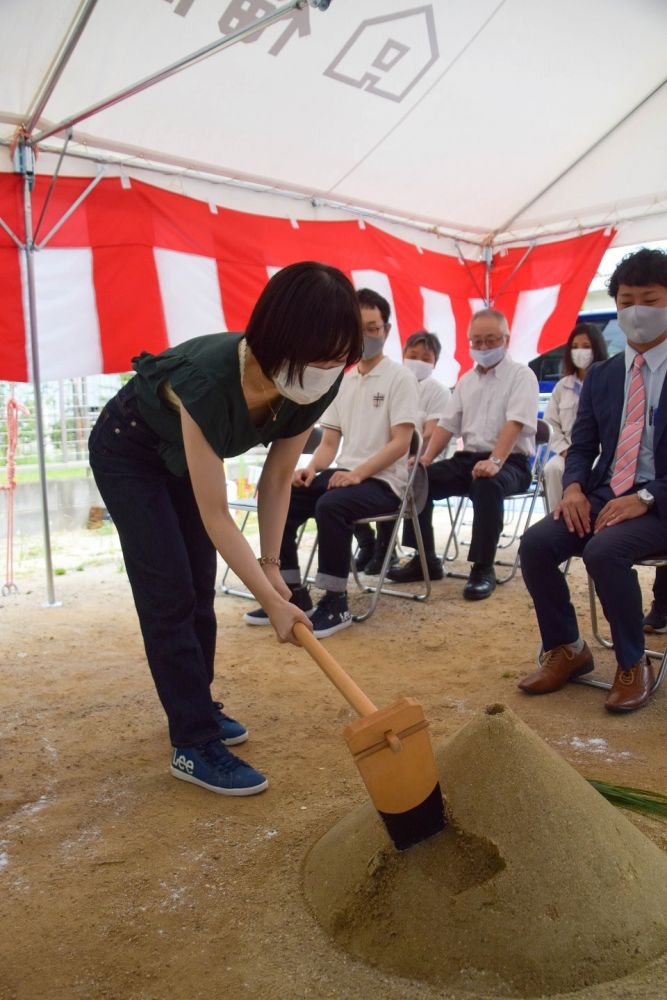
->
xmin=219 ymin=426 xmax=322 ymax=599
xmin=441 ymin=418 xmax=552 ymax=584
xmin=572 ymin=555 xmax=667 ymax=695
xmin=349 ymin=429 xmax=432 ymax=622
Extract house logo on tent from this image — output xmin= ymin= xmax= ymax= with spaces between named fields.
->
xmin=324 ymin=6 xmax=439 ymax=103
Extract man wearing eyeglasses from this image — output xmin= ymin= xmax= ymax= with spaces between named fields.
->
xmin=388 ymin=308 xmax=539 ymax=600
xmin=244 ymin=288 xmax=418 ymax=636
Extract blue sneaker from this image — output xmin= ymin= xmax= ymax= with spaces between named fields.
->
xmin=170 ymin=739 xmax=268 ymax=796
xmin=213 ymin=702 xmax=248 ymax=746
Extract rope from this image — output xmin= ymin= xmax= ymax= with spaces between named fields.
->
xmin=1 ymin=388 xmax=30 ymax=595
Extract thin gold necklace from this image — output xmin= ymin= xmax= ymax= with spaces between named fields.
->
xmin=239 ymin=338 xmax=282 ymax=422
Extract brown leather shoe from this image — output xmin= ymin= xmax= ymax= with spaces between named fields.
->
xmin=518 ymin=642 xmax=594 ymax=695
xmin=605 ymin=657 xmax=655 ymax=713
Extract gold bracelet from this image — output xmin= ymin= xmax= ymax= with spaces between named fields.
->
xmin=258 ymin=556 xmax=281 ymax=567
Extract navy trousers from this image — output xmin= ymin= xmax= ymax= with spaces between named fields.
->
xmin=279 ymin=469 xmax=399 ymax=592
xmin=88 ymin=382 xmax=221 ymax=747
xmin=520 ymin=488 xmax=667 ymax=669
xmin=404 ymin=451 xmax=532 ymax=566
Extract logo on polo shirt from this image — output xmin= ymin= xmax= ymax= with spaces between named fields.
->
xmin=372 ymin=393 xmax=385 ymax=407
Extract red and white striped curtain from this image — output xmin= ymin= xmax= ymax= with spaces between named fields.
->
xmin=0 ymin=174 xmax=614 ymax=384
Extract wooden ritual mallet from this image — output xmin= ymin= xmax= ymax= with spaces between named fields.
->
xmin=294 ymin=623 xmax=447 ymax=851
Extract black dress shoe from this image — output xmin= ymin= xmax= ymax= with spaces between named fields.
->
xmin=463 ymin=564 xmax=496 ymax=600
xmin=363 ymin=549 xmax=400 ymax=575
xmin=354 ymin=544 xmax=375 ymax=572
xmin=386 ymin=554 xmax=444 ymax=583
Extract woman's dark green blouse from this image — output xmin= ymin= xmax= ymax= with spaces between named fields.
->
xmin=132 ymin=333 xmax=342 ymax=476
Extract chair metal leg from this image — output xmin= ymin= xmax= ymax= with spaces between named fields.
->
xmin=573 ymin=573 xmax=667 ymax=693
xmin=351 ymin=501 xmax=431 ymax=623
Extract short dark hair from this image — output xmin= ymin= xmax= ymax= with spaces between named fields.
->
xmin=403 ymin=330 xmax=442 ymax=362
xmin=245 ymin=261 xmax=363 ymax=382
xmin=356 ymin=287 xmax=391 ymax=325
xmin=562 ymin=322 xmax=608 ymax=377
xmin=607 ymin=248 xmax=667 ymax=299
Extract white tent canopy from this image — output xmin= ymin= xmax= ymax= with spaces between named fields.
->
xmin=2 ymin=0 xmax=667 ymax=248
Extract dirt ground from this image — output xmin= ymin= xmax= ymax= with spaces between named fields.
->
xmin=1 ymin=529 xmax=667 ymax=1000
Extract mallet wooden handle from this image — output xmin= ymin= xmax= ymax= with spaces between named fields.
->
xmin=293 ymin=622 xmax=377 ymax=718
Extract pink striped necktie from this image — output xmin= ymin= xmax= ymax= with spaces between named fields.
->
xmin=610 ymin=353 xmax=646 ymax=496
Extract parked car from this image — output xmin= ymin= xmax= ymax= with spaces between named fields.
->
xmin=528 ymin=310 xmax=624 ymax=393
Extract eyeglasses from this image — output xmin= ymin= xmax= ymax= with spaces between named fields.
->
xmin=469 ymin=336 xmax=504 ymax=349
xmin=363 ymin=323 xmax=388 ymax=335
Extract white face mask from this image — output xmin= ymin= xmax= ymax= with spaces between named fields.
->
xmin=470 ymin=345 xmax=505 ymax=368
xmin=273 ymin=363 xmax=343 ymax=405
xmin=571 ymin=348 xmax=593 ymax=370
xmin=617 ymin=305 xmax=667 ymax=345
xmin=403 ymin=358 xmax=434 ymax=382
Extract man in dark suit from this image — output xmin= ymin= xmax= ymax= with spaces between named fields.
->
xmin=518 ymin=248 xmax=667 ymax=712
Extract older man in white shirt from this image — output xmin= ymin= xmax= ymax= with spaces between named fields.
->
xmin=388 ymin=308 xmax=539 ymax=599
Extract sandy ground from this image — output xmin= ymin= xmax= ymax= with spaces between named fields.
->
xmin=1 ymin=527 xmax=667 ymax=1000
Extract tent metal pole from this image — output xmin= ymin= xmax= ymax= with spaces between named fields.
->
xmin=24 ymin=0 xmax=99 ymax=136
xmin=483 ymin=245 xmax=493 ymax=305
xmin=494 ymin=76 xmax=667 ymax=238
xmin=454 ymin=241 xmax=486 ymax=302
xmin=30 ymin=0 xmax=314 ymax=145
xmin=492 ymin=243 xmax=535 ymax=301
xmin=33 ymin=130 xmax=73 ymax=244
xmin=36 ymin=168 xmax=107 ymax=250
xmin=0 ymin=215 xmax=22 ymax=248
xmin=19 ymin=146 xmax=59 ymax=607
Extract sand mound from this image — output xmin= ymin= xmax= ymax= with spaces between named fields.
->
xmin=303 ymin=704 xmax=667 ymax=997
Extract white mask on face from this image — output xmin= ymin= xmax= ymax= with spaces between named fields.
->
xmin=272 ymin=363 xmax=343 ymax=405
xmin=617 ymin=305 xmax=667 ymax=345
xmin=470 ymin=345 xmax=505 ymax=368
xmin=403 ymin=358 xmax=434 ymax=382
xmin=571 ymin=348 xmax=593 ymax=370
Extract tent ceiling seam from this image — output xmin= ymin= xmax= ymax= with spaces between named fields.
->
xmin=24 ymin=0 xmax=99 ymax=136
xmin=493 ymin=75 xmax=667 ymax=238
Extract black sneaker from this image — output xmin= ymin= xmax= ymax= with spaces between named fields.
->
xmin=354 ymin=544 xmax=375 ymax=573
xmin=363 ymin=549 xmax=400 ymax=576
xmin=244 ymin=584 xmax=314 ymax=625
xmin=310 ymin=592 xmax=353 ymax=638
xmin=386 ymin=553 xmax=443 ymax=583
xmin=643 ymin=601 xmax=667 ymax=634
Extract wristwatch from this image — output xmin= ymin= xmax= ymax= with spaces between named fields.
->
xmin=637 ymin=488 xmax=655 ymax=508
xmin=489 ymin=456 xmax=503 ymax=468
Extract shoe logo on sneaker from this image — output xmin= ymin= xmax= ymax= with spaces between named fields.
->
xmin=172 ymin=750 xmax=194 ymax=775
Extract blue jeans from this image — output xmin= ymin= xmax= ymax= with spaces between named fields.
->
xmin=88 ymin=382 xmax=221 ymax=747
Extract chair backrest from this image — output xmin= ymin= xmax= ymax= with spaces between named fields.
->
xmin=530 ymin=418 xmax=553 ymax=489
xmin=303 ymin=424 xmax=322 ymax=454
xmin=406 ymin=429 xmax=429 ymax=514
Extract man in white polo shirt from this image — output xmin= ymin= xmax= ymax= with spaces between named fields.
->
xmin=388 ymin=308 xmax=538 ymax=600
xmin=244 ymin=288 xmax=418 ymax=636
